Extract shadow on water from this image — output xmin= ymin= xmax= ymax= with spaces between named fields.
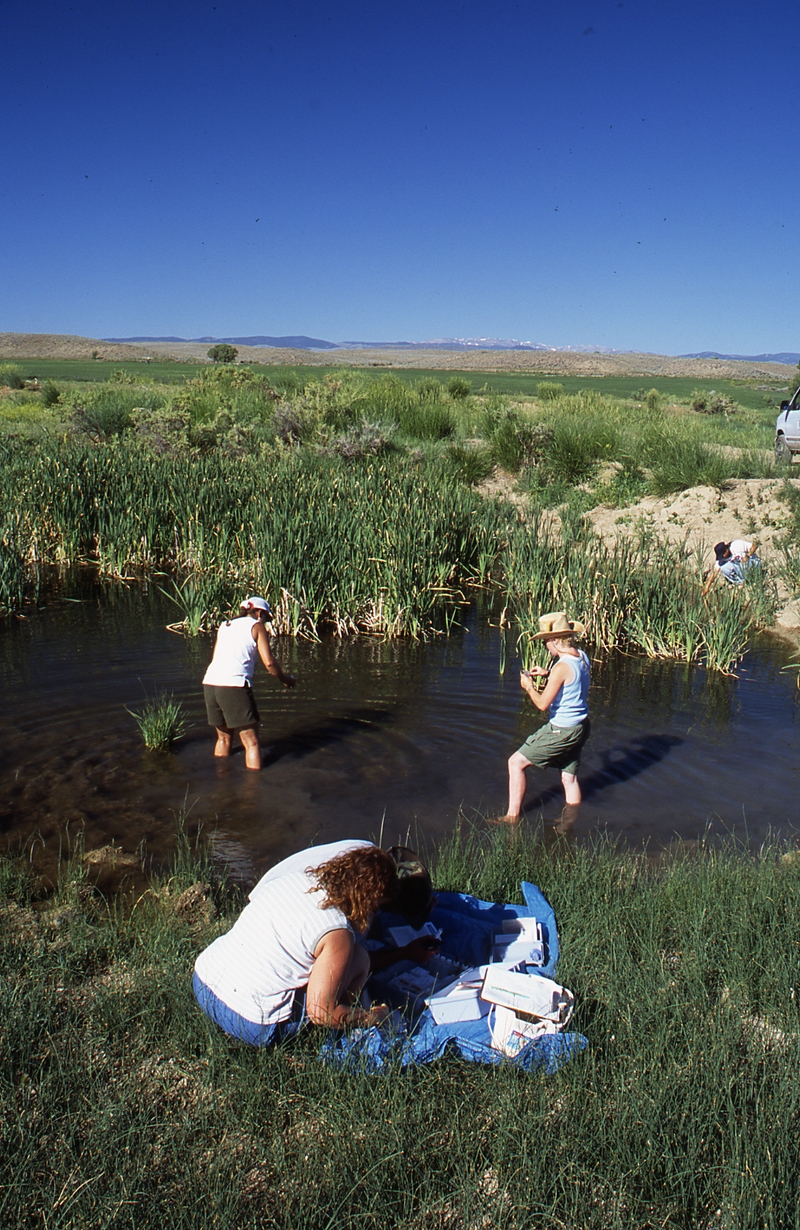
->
xmin=525 ymin=734 xmax=684 ymax=810
xmin=260 ymin=707 xmax=396 ymax=767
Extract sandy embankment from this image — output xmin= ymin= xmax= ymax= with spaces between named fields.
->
xmin=586 ymin=478 xmax=800 ymax=634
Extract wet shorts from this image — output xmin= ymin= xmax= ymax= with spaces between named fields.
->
xmin=203 ymin=683 xmax=260 ymax=730
xmin=517 ymin=719 xmax=591 ymax=776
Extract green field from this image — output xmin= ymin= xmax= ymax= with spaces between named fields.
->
xmin=7 ymin=357 xmax=207 ymax=383
xmin=6 ymin=357 xmax=794 ymax=410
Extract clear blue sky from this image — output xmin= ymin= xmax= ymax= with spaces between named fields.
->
xmin=1 ymin=0 xmax=797 ymax=353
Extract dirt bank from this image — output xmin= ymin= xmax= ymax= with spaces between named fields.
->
xmin=586 ymin=478 xmax=800 ymax=633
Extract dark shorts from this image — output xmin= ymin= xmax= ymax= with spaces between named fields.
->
xmin=203 ymin=683 xmax=260 ymax=730
xmin=517 ymin=719 xmax=591 ymax=776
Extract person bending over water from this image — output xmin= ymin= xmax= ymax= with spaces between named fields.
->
xmin=202 ymin=596 xmax=295 ymax=770
xmin=493 ymin=611 xmax=591 ymax=826
xmin=193 ymin=844 xmax=400 ymax=1045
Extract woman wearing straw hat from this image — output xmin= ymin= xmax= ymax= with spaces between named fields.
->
xmin=493 ymin=612 xmax=591 ymax=826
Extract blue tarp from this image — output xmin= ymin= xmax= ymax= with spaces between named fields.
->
xmin=319 ymin=881 xmax=587 ymax=1073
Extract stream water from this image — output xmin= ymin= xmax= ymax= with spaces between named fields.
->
xmin=1 ymin=571 xmax=798 ymax=886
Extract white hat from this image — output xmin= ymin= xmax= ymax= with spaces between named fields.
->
xmin=243 ymin=596 xmax=272 ymax=614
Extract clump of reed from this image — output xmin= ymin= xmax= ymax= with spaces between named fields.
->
xmin=502 ymin=514 xmax=775 ymax=674
xmin=2 ymin=825 xmax=800 ymax=1229
xmin=127 ymin=690 xmax=188 ymax=750
xmin=0 ymin=443 xmax=506 ymax=637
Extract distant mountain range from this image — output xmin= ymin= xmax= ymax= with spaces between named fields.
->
xmin=105 ymin=334 xmax=623 ymax=353
xmin=103 ymin=336 xmax=800 ymax=363
xmin=104 ymin=334 xmax=341 ymax=350
xmin=680 ymin=351 xmax=800 ymax=365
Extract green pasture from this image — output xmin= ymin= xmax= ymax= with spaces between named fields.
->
xmin=5 ymin=357 xmax=796 ymax=411
xmin=7 ymin=357 xmax=206 ymax=383
xmin=2 ymin=824 xmax=800 ymax=1229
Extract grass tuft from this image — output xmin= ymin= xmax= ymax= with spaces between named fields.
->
xmin=127 ymin=690 xmax=188 ymax=750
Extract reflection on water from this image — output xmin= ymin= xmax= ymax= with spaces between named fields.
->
xmin=0 ymin=571 xmax=798 ymax=884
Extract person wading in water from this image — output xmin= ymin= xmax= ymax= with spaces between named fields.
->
xmin=492 ymin=611 xmax=590 ymax=827
xmin=202 ymin=597 xmax=296 ymax=770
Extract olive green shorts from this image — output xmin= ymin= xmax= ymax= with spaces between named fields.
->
xmin=517 ymin=719 xmax=591 ymax=776
xmin=203 ymin=684 xmax=260 ymax=730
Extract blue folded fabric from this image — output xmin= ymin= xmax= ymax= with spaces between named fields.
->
xmin=319 ymin=881 xmax=586 ymax=1074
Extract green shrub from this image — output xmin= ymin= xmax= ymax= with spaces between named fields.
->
xmin=327 ymin=418 xmax=396 ymax=459
xmin=444 ymin=441 xmax=494 ymax=485
xmin=645 ymin=388 xmax=663 ymax=411
xmin=207 ymin=343 xmax=239 ymax=363
xmin=447 ymin=376 xmax=471 ymax=400
xmin=536 ymin=381 xmax=564 ymax=401
xmin=130 ymin=406 xmax=191 ymax=456
xmin=690 ymin=389 xmax=737 ymax=415
xmin=0 ymin=363 xmax=23 ymax=389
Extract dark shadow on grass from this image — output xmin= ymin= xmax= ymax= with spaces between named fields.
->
xmin=525 ymin=733 xmax=683 ymax=809
xmin=260 ymin=707 xmax=396 ymax=767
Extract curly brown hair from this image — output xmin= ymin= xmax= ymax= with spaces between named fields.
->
xmin=308 ymin=846 xmax=398 ymax=932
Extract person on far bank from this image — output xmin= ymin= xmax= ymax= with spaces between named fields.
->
xmin=202 ymin=596 xmax=295 ymax=770
xmin=492 ymin=612 xmax=590 ymax=826
xmin=701 ymin=539 xmax=760 ymax=597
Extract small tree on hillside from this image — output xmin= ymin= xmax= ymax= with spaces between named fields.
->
xmin=207 ymin=344 xmax=238 ymax=364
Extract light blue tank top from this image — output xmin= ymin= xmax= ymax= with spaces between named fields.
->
xmin=548 ymin=649 xmax=590 ymax=727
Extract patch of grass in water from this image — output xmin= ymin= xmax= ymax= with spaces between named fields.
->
xmin=127 ymin=690 xmax=188 ymax=750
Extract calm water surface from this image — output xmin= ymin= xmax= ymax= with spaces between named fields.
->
xmin=1 ymin=574 xmax=798 ymax=883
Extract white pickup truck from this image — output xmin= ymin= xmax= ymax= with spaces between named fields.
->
xmin=776 ymin=388 xmax=800 ymax=462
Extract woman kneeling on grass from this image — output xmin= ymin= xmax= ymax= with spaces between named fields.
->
xmin=493 ymin=611 xmax=591 ymax=827
xmin=193 ymin=845 xmax=397 ymax=1045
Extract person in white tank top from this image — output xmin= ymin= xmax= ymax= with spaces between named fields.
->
xmin=193 ymin=844 xmax=400 ymax=1044
xmin=202 ymin=596 xmax=295 ymax=770
xmin=492 ymin=611 xmax=591 ymax=827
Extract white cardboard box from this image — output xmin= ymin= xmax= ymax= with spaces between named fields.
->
xmin=492 ymin=920 xmax=545 ymax=966
xmin=480 ymin=966 xmax=574 ymax=1025
xmin=425 ymin=966 xmax=490 ymax=1024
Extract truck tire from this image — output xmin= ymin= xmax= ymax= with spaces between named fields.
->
xmin=775 ymin=433 xmax=791 ymax=464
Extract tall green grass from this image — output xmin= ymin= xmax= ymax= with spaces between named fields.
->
xmin=501 ymin=515 xmax=775 ymax=673
xmin=2 ymin=826 xmax=800 ymax=1229
xmin=0 ymin=443 xmax=505 ymax=637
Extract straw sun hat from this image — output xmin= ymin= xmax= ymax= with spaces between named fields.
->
xmin=530 ymin=611 xmax=586 ymax=641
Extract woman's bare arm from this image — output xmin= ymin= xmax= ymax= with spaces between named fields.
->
xmin=520 ymin=659 xmax=572 ymax=712
xmin=306 ymin=930 xmax=389 ymax=1028
xmin=252 ymin=621 xmax=296 ymax=688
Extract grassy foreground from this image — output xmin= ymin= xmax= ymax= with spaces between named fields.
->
xmin=2 ymin=827 xmax=800 ymax=1228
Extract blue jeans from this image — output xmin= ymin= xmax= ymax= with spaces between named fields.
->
xmin=193 ymin=972 xmax=306 ymax=1047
